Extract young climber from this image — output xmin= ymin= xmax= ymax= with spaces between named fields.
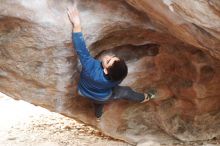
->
xmin=67 ymin=5 xmax=157 ymax=120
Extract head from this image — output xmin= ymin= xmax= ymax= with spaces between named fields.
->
xmin=101 ymin=55 xmax=128 ymax=82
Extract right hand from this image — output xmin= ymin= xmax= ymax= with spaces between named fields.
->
xmin=67 ymin=3 xmax=81 ymax=27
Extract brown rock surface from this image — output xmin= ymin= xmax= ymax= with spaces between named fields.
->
xmin=0 ymin=0 xmax=219 ymax=145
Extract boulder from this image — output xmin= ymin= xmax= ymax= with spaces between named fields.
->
xmin=0 ymin=0 xmax=219 ymax=145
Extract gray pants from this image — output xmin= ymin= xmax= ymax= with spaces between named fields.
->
xmin=92 ymin=86 xmax=145 ymax=118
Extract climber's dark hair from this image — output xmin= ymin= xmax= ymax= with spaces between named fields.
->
xmin=106 ymin=58 xmax=128 ymax=82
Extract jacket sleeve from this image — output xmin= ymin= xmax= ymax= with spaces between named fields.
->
xmin=72 ymin=32 xmax=96 ymax=71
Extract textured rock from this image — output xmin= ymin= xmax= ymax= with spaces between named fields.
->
xmin=0 ymin=0 xmax=220 ymax=145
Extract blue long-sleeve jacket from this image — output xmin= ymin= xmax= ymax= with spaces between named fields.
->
xmin=72 ymin=32 xmax=121 ymax=101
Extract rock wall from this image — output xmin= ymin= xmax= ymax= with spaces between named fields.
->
xmin=0 ymin=0 xmax=220 ymax=145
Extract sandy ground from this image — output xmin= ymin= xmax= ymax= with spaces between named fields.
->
xmin=0 ymin=92 xmax=219 ymax=146
xmin=0 ymin=93 xmax=131 ymax=146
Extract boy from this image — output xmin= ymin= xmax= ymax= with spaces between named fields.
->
xmin=67 ymin=5 xmax=156 ymax=120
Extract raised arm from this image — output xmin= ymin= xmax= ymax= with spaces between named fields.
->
xmin=67 ymin=4 xmax=94 ymax=71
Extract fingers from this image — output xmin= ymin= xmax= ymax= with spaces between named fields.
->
xmin=67 ymin=7 xmax=74 ymax=17
xmin=73 ymin=2 xmax=77 ymax=9
xmin=67 ymin=10 xmax=71 ymax=20
xmin=67 ymin=8 xmax=72 ymax=19
xmin=67 ymin=2 xmax=79 ymax=12
xmin=67 ymin=7 xmax=75 ymax=16
xmin=67 ymin=8 xmax=70 ymax=15
xmin=67 ymin=7 xmax=73 ymax=14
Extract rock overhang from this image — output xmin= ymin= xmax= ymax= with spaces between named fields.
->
xmin=0 ymin=0 xmax=220 ymax=145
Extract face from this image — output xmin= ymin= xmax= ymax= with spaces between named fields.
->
xmin=101 ymin=55 xmax=119 ymax=69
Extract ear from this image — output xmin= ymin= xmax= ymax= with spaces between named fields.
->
xmin=103 ymin=68 xmax=108 ymax=75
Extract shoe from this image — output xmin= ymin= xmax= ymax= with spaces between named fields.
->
xmin=141 ymin=88 xmax=157 ymax=103
xmin=94 ymin=103 xmax=104 ymax=121
xmin=96 ymin=117 xmax=101 ymax=122
xmin=147 ymin=88 xmax=157 ymax=99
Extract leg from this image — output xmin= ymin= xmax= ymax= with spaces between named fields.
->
xmin=93 ymin=102 xmax=104 ymax=118
xmin=78 ymin=90 xmax=105 ymax=119
xmin=112 ymin=86 xmax=145 ymax=102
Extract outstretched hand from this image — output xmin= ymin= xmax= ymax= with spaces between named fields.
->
xmin=67 ymin=3 xmax=81 ymax=32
